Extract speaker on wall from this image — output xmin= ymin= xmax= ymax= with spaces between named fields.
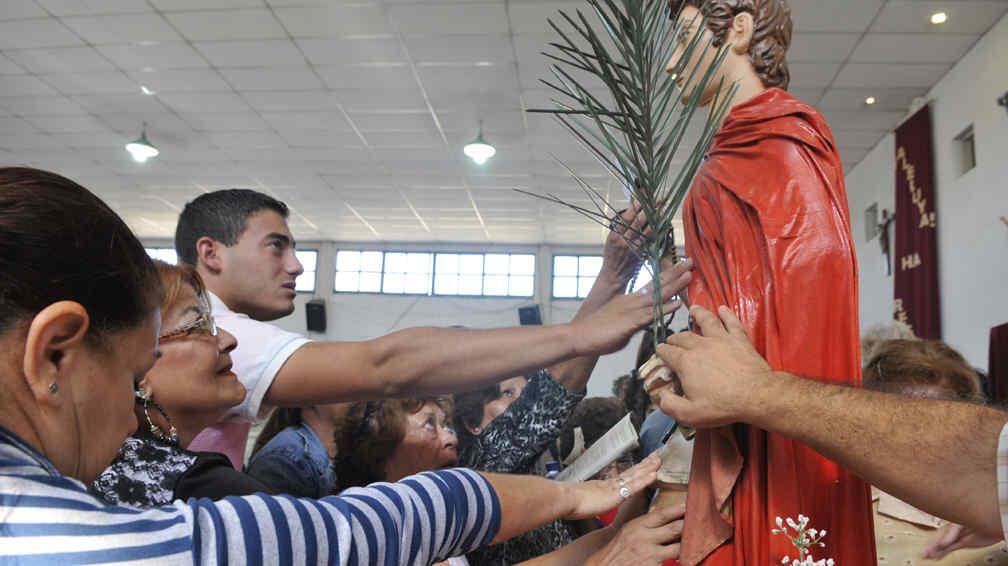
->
xmin=518 ymin=305 xmax=543 ymax=326
xmin=306 ymin=298 xmax=326 ymax=333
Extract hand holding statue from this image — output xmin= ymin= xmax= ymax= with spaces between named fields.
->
xmin=653 ymin=305 xmax=775 ymax=428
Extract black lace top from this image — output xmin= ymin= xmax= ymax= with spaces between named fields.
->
xmin=460 ymin=369 xmax=583 ymax=565
xmin=92 ymin=434 xmax=272 ymax=508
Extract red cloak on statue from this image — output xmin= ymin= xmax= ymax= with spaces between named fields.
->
xmin=677 ymin=88 xmax=877 ymax=565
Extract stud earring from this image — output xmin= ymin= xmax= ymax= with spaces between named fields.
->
xmin=48 ymin=383 xmax=58 ymax=394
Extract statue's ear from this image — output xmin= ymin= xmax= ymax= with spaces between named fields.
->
xmin=729 ymin=11 xmax=754 ymax=54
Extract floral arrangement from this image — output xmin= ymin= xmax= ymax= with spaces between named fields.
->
xmin=772 ymin=515 xmax=836 ymax=566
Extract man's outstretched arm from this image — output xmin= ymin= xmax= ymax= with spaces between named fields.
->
xmin=264 ymin=259 xmax=690 ymax=406
xmin=655 ymin=305 xmax=1007 ymax=539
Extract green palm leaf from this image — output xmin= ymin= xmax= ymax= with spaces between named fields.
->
xmin=522 ymin=0 xmax=737 ymax=346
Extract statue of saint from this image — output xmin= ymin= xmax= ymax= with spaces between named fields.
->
xmin=662 ymin=1 xmax=877 ymax=563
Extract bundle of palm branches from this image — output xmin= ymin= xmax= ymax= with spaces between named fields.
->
xmin=522 ymin=0 xmax=737 ymax=347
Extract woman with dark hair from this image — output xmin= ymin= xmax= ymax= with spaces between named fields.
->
xmin=335 ymin=397 xmax=458 ymax=488
xmin=247 ymin=403 xmax=344 ymax=497
xmin=0 ymin=166 xmax=664 ymax=564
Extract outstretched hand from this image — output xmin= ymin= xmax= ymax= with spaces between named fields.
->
xmin=586 ymin=503 xmax=685 ymax=565
xmin=654 ymin=305 xmax=773 ymax=428
xmin=572 ymin=258 xmax=692 ymax=357
xmin=563 ymin=453 xmax=661 ymax=520
xmin=600 ymin=202 xmax=650 ymax=284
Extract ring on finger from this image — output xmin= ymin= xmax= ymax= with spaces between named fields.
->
xmin=617 ymin=477 xmax=631 ymax=499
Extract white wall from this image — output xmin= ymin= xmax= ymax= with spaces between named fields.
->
xmin=145 ymin=238 xmax=687 ymax=397
xmin=845 ymin=13 xmax=1008 ymax=370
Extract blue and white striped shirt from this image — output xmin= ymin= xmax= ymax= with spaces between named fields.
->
xmin=0 ymin=426 xmax=500 ymax=565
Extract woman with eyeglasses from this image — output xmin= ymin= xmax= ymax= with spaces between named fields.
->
xmin=0 ymin=166 xmax=663 ymax=565
xmin=91 ymin=260 xmax=278 ymax=506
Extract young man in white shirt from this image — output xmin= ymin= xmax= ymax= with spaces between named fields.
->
xmin=175 ymin=189 xmax=693 ymax=467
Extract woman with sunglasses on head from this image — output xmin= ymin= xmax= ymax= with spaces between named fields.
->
xmin=0 ymin=166 xmax=663 ymax=564
xmin=91 ymin=260 xmax=277 ymax=506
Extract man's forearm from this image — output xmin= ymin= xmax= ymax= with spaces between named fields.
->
xmin=750 ymin=372 xmax=1006 ymax=537
xmin=269 ymin=324 xmax=580 ymax=405
xmin=549 ymin=271 xmax=626 ymax=392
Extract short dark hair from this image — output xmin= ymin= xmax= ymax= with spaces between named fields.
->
xmin=334 ymin=398 xmax=453 ymax=488
xmin=174 ymin=189 xmax=289 ymax=266
xmin=0 ymin=167 xmax=161 ymax=340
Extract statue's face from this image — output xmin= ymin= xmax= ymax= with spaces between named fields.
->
xmin=665 ymin=5 xmax=728 ymax=107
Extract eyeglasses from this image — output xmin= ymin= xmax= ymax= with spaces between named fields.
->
xmin=159 ymin=311 xmax=217 ymax=342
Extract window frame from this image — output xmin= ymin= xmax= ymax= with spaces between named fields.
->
xmin=294 ymin=248 xmax=319 ymax=294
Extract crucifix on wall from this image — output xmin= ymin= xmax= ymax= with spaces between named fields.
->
xmin=878 ymin=208 xmax=895 ymax=276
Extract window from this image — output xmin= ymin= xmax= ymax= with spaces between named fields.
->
xmin=434 ymin=253 xmax=535 ymax=297
xmin=145 ymin=247 xmax=178 ymax=265
xmin=552 ymin=255 xmax=603 ymax=298
xmin=334 ymin=250 xmax=384 ymax=293
xmin=334 ymin=250 xmax=536 ymax=297
xmin=295 ymin=250 xmax=318 ymax=293
xmin=552 ymin=255 xmax=658 ymax=298
xmin=382 ymin=252 xmax=434 ymax=295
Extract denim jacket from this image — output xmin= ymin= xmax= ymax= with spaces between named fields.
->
xmin=246 ymin=423 xmax=336 ymax=498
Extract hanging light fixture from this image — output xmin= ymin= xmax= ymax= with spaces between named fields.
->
xmin=463 ymin=120 xmax=496 ymax=165
xmin=125 ymin=123 xmax=159 ymax=163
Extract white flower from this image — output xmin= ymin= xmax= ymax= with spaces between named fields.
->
xmin=776 ymin=516 xmax=784 ymax=529
xmin=787 ymin=517 xmax=799 ymax=530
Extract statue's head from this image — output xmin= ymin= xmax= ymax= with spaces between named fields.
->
xmin=666 ymin=0 xmax=792 ymax=99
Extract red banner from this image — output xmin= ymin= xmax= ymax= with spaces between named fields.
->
xmin=893 ymin=105 xmax=941 ymax=339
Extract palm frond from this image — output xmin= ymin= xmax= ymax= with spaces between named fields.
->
xmin=518 ymin=1 xmax=736 ymax=344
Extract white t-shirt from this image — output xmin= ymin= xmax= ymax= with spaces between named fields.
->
xmin=187 ymin=291 xmax=310 ymax=468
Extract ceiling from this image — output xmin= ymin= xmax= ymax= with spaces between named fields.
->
xmin=1 ymin=0 xmax=1005 ymax=245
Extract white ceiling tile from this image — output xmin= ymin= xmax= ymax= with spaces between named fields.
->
xmin=0 ymin=53 xmax=25 ymax=74
xmin=788 ymin=33 xmax=861 ymax=63
xmin=243 ymin=90 xmax=343 ymax=111
xmin=0 ymin=116 xmax=39 ymax=134
xmin=0 ymin=131 xmax=65 ymax=150
xmin=276 ymin=129 xmax=363 ymax=148
xmin=1 ymin=1 xmax=48 ymax=20
xmin=62 ymin=14 xmax=183 ymax=44
xmin=789 ymin=0 xmax=885 ymax=32
xmin=165 ymin=9 xmax=287 ymax=41
xmin=72 ymin=92 xmax=165 ymax=114
xmin=6 ymin=46 xmax=115 ymax=74
xmin=150 ymin=0 xmax=262 ymax=10
xmin=838 ymin=146 xmax=870 ymax=163
xmin=820 ymin=109 xmax=906 ymax=130
xmin=364 ymin=130 xmax=443 ymax=148
xmin=317 ymin=64 xmax=416 ymax=90
xmin=50 ymin=129 xmax=125 ymax=147
xmin=818 ymin=87 xmax=925 ymax=112
xmin=182 ymin=111 xmax=270 ymax=132
xmin=788 ymin=88 xmax=825 ymax=104
xmin=0 ymin=95 xmax=84 ymax=115
xmin=24 ymin=114 xmax=110 ymax=133
xmin=871 ymin=1 xmax=1008 ymax=34
xmin=508 ymin=2 xmax=583 ymax=35
xmin=347 ymin=111 xmax=434 ymax=132
xmin=2 ymin=74 xmax=59 ymax=96
xmin=833 ymin=62 xmax=951 ymax=88
xmin=36 ymin=0 xmax=152 ymax=16
xmin=417 ymin=65 xmax=519 ymax=96
xmin=96 ymin=41 xmax=207 ymax=70
xmin=158 ymin=91 xmax=249 ymax=113
xmin=297 ymin=37 xmax=404 ymax=65
xmin=334 ymin=89 xmax=426 ymax=112
xmin=273 ymin=5 xmax=390 ymax=38
xmin=850 ymin=32 xmax=979 ymax=63
xmin=127 ymin=68 xmax=231 ymax=92
xmin=830 ymin=129 xmax=886 ymax=150
xmin=260 ymin=110 xmax=352 ymax=131
xmin=209 ymin=130 xmax=288 ymax=149
xmin=0 ymin=18 xmax=83 ymax=48
xmin=220 ymin=66 xmax=324 ymax=91
xmin=788 ymin=61 xmax=843 ymax=88
xmin=195 ymin=39 xmax=305 ymax=67
xmin=405 ymin=34 xmax=514 ymax=64
xmin=388 ymin=4 xmax=508 ymax=36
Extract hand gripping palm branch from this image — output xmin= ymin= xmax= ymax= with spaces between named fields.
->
xmin=521 ymin=0 xmax=737 ymax=350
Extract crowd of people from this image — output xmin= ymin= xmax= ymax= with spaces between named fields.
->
xmin=2 ymin=161 xmax=1004 ymax=566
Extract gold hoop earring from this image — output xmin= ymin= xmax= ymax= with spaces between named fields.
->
xmin=135 ymin=388 xmax=178 ymax=445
